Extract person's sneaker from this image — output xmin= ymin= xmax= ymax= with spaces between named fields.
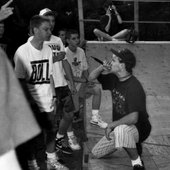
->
xmin=47 ymin=159 xmax=69 ymax=170
xmin=133 ymin=164 xmax=145 ymax=170
xmin=55 ymin=137 xmax=73 ymax=154
xmin=90 ymin=115 xmax=108 ymax=129
xmin=28 ymin=160 xmax=40 ymax=170
xmin=68 ymin=135 xmax=81 ymax=150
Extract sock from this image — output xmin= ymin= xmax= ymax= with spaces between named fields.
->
xmin=131 ymin=156 xmax=142 ymax=166
xmin=92 ymin=110 xmax=99 ymax=117
xmin=56 ymin=133 xmax=64 ymax=139
xmin=67 ymin=131 xmax=74 ymax=138
xmin=46 ymin=152 xmax=58 ymax=161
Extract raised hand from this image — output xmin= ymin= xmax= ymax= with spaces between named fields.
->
xmin=0 ymin=0 xmax=13 ymax=21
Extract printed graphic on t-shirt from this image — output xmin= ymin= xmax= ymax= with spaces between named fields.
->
xmin=30 ymin=59 xmax=50 ymax=84
xmin=48 ymin=44 xmax=61 ymax=51
xmin=112 ymin=89 xmax=126 ymax=115
xmin=71 ymin=57 xmax=81 ymax=77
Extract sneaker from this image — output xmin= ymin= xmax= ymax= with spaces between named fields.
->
xmin=55 ymin=137 xmax=73 ymax=154
xmin=68 ymin=135 xmax=81 ymax=150
xmin=90 ymin=115 xmax=108 ymax=129
xmin=47 ymin=159 xmax=69 ymax=170
xmin=28 ymin=160 xmax=40 ymax=170
xmin=133 ymin=164 xmax=145 ymax=170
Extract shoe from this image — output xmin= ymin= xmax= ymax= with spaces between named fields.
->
xmin=55 ymin=137 xmax=73 ymax=154
xmin=73 ymin=111 xmax=83 ymax=123
xmin=126 ymin=29 xmax=138 ymax=44
xmin=47 ymin=159 xmax=69 ymax=170
xmin=133 ymin=164 xmax=145 ymax=170
xmin=90 ymin=115 xmax=108 ymax=129
xmin=28 ymin=160 xmax=40 ymax=170
xmin=68 ymin=135 xmax=81 ymax=150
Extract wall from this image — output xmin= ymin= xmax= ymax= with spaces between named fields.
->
xmin=85 ymin=41 xmax=170 ymax=135
xmin=86 ymin=41 xmax=170 ymax=97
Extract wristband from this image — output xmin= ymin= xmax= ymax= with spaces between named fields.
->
xmin=53 ymin=96 xmax=57 ymax=98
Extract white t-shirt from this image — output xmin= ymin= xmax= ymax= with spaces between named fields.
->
xmin=14 ymin=41 xmax=53 ymax=112
xmin=65 ymin=47 xmax=88 ymax=90
xmin=45 ymin=35 xmax=68 ymax=88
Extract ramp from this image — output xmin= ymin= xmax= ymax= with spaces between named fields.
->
xmin=84 ymin=41 xmax=170 ymax=170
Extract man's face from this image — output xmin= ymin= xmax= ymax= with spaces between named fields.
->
xmin=0 ymin=23 xmax=5 ymax=38
xmin=67 ymin=33 xmax=80 ymax=48
xmin=45 ymin=15 xmax=55 ymax=32
xmin=35 ymin=21 xmax=51 ymax=41
xmin=108 ymin=54 xmax=122 ymax=73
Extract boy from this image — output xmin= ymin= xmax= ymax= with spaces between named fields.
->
xmin=65 ymin=29 xmax=108 ymax=129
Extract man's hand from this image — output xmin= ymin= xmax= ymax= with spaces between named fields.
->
xmin=0 ymin=0 xmax=13 ymax=22
xmin=102 ymin=60 xmax=112 ymax=73
xmin=53 ymin=51 xmax=66 ymax=63
xmin=105 ymin=125 xmax=112 ymax=141
xmin=105 ymin=122 xmax=118 ymax=140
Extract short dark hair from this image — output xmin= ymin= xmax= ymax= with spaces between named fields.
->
xmin=29 ymin=15 xmax=49 ymax=35
xmin=103 ymin=0 xmax=114 ymax=9
xmin=58 ymin=28 xmax=67 ymax=35
xmin=65 ymin=29 xmax=79 ymax=40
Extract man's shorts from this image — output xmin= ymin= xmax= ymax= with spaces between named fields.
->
xmin=30 ymin=102 xmax=57 ymax=132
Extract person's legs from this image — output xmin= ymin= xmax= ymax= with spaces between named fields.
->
xmin=92 ymin=131 xmax=116 ymax=158
xmin=112 ymin=29 xmax=131 ymax=40
xmin=114 ymin=125 xmax=145 ymax=169
xmin=93 ymin=28 xmax=113 ymax=41
xmin=83 ymin=84 xmax=107 ymax=129
xmin=26 ymin=105 xmax=46 ymax=170
xmin=55 ymin=86 xmax=80 ymax=153
xmin=44 ymin=111 xmax=68 ymax=170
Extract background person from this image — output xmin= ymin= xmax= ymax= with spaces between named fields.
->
xmin=14 ymin=15 xmax=68 ymax=170
xmin=93 ymin=0 xmax=132 ymax=42
xmin=38 ymin=8 xmax=81 ymax=154
xmin=58 ymin=28 xmax=67 ymax=47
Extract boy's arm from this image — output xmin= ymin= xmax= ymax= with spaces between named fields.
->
xmin=50 ymin=75 xmax=56 ymax=97
xmin=62 ymin=59 xmax=77 ymax=94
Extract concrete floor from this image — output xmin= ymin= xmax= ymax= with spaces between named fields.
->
xmin=84 ymin=89 xmax=170 ymax=170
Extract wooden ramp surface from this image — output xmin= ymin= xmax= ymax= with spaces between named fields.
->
xmin=83 ymin=41 xmax=170 ymax=170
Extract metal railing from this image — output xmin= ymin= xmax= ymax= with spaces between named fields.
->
xmin=78 ymin=0 xmax=170 ymax=40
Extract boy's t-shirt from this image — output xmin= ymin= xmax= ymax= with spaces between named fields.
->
xmin=28 ymin=35 xmax=68 ymax=88
xmin=14 ymin=41 xmax=53 ymax=112
xmin=45 ymin=35 xmax=68 ymax=88
xmin=65 ymin=46 xmax=88 ymax=90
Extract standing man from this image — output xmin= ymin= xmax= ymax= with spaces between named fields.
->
xmin=15 ymin=15 xmax=68 ymax=170
xmin=39 ymin=8 xmax=81 ymax=153
xmin=65 ymin=29 xmax=108 ymax=129
xmin=89 ymin=48 xmax=151 ymax=170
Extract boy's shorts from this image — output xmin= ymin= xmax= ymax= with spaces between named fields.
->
xmin=72 ymin=82 xmax=96 ymax=112
xmin=55 ymin=85 xmax=75 ymax=119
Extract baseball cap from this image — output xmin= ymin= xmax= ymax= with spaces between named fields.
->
xmin=110 ymin=48 xmax=136 ymax=69
xmin=39 ymin=8 xmax=57 ymax=17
